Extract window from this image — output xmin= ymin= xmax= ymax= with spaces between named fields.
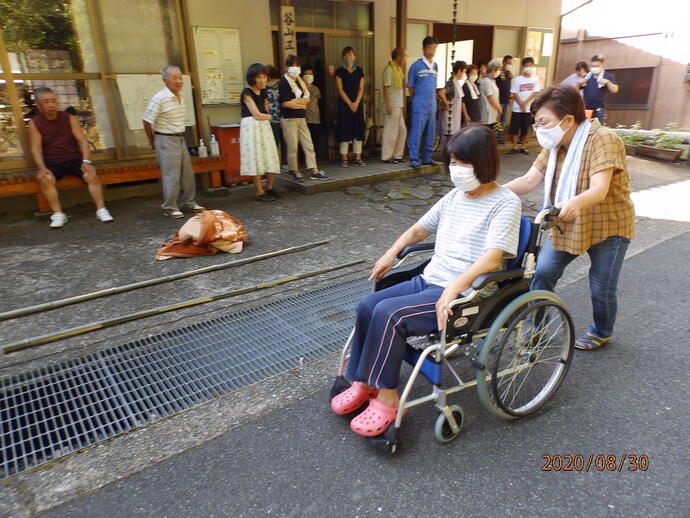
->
xmin=0 ymin=0 xmax=189 ymax=166
xmin=98 ymin=0 xmax=183 ymax=74
xmin=0 ymin=84 xmax=23 ymax=160
xmin=606 ymin=67 xmax=654 ymax=109
xmin=1 ymin=0 xmax=98 ymax=73
xmin=19 ymin=79 xmax=113 ymax=150
xmin=269 ymin=0 xmax=372 ymax=30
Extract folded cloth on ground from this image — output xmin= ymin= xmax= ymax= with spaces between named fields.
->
xmin=155 ymin=210 xmax=249 ymax=260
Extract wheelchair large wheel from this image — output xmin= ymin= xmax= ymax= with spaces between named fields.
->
xmin=476 ymin=290 xmax=574 ymax=420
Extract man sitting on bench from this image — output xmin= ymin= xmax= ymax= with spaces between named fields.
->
xmin=28 ymin=87 xmax=113 ymax=228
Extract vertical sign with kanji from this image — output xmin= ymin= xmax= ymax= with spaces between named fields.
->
xmin=279 ymin=5 xmax=296 ymax=68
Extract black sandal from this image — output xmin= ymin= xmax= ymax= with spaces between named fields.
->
xmin=355 ymin=159 xmax=366 ymax=166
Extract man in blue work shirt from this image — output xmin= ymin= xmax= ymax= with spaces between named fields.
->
xmin=578 ymin=54 xmax=618 ymax=125
xmin=407 ymin=36 xmax=448 ymax=168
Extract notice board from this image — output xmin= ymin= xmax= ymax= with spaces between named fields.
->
xmin=192 ymin=26 xmax=244 ymax=105
xmin=115 ymin=74 xmax=195 ymax=130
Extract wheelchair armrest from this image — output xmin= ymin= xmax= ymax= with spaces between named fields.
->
xmin=397 ymin=242 xmax=435 ymax=259
xmin=472 ymin=269 xmax=524 ymax=290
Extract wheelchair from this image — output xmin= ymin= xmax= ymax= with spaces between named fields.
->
xmin=330 ymin=207 xmax=574 ymax=453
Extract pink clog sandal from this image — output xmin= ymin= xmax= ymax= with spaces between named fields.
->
xmin=330 ymin=382 xmax=378 ymax=415
xmin=350 ymin=399 xmax=398 ymax=437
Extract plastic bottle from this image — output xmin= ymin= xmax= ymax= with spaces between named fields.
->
xmin=209 ymin=135 xmax=220 ymax=156
xmin=198 ymin=138 xmax=208 ymax=158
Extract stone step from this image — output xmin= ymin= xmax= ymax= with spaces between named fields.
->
xmin=275 ymin=161 xmax=442 ymax=194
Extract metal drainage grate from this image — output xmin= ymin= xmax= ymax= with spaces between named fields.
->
xmin=0 ymin=276 xmax=373 ymax=478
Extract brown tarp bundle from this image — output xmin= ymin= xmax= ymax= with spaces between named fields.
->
xmin=154 ymin=210 xmax=249 ymax=261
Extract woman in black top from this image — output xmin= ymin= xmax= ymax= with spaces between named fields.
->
xmin=335 ymin=46 xmax=366 ymax=167
xmin=240 ymin=63 xmax=280 ymax=201
xmin=462 ymin=64 xmax=482 ymax=124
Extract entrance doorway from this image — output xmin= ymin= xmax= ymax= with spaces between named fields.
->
xmin=272 ymin=30 xmax=374 ymax=161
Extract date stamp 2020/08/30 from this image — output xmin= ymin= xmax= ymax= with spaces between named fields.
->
xmin=541 ymin=454 xmax=650 ymax=472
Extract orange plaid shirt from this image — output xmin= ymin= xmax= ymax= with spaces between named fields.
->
xmin=532 ymin=119 xmax=635 ymax=255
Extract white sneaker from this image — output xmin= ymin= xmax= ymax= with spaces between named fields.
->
xmin=163 ymin=210 xmax=185 ymax=219
xmin=50 ymin=212 xmax=67 ymax=229
xmin=184 ymin=203 xmax=206 ymax=213
xmin=96 ymin=207 xmax=114 ymax=223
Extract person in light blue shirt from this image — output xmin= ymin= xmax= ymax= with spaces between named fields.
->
xmin=407 ymin=36 xmax=448 ymax=168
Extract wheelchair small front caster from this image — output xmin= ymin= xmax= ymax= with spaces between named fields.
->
xmin=434 ymin=405 xmax=464 ymax=443
xmin=366 ymin=422 xmax=402 ymax=454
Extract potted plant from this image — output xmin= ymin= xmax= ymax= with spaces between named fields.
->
xmin=637 ymin=127 xmax=684 ymax=161
xmin=616 ymin=122 xmax=644 ymax=155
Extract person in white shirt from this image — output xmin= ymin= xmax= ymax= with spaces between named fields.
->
xmin=143 ymin=65 xmax=204 ymax=218
xmin=446 ymin=60 xmax=467 ymax=135
xmin=479 ymin=59 xmax=502 ymax=126
xmin=381 ymin=47 xmax=408 ymax=163
xmin=508 ymin=57 xmax=541 ymax=155
xmin=561 ymin=61 xmax=589 ymax=92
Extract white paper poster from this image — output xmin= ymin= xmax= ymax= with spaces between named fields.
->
xmin=115 ymin=74 xmax=195 ymax=130
xmin=193 ymin=27 xmax=244 ymax=104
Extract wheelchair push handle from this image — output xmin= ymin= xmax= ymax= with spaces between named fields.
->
xmin=545 ymin=206 xmax=561 ymax=220
xmin=537 ymin=206 xmax=564 ymax=234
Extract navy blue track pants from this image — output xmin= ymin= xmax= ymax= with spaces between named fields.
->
xmin=345 ymin=276 xmax=443 ymax=389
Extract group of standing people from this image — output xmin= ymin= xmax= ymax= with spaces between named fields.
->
xmin=561 ymin=54 xmax=619 ymax=124
xmin=445 ymin=55 xmax=541 ymax=154
xmin=243 ymin=47 xmax=372 ymax=201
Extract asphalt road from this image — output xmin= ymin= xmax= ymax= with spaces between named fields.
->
xmin=41 ymin=231 xmax=690 ymax=518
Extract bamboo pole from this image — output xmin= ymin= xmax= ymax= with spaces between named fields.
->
xmin=0 ymin=241 xmax=329 ymax=322
xmin=2 ymin=259 xmax=365 ymax=354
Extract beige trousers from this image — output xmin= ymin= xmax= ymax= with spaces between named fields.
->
xmin=280 ymin=117 xmax=316 ymax=171
xmin=381 ymin=106 xmax=407 ymax=160
xmin=339 ymin=140 xmax=363 ymax=155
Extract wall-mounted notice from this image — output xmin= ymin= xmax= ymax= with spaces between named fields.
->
xmin=115 ymin=74 xmax=195 ymax=130
xmin=193 ymin=26 xmax=244 ymax=105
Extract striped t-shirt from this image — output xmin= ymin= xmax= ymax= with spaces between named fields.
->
xmin=418 ymin=187 xmax=522 ymax=289
xmin=143 ymin=87 xmax=186 ymax=133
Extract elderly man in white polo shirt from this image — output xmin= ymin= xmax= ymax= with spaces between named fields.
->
xmin=143 ymin=65 xmax=204 ymax=218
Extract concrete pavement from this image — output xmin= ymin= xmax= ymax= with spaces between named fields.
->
xmin=37 ymin=231 xmax=690 ymax=518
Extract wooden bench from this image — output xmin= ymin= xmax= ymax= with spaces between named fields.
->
xmin=0 ymin=155 xmax=226 ymax=212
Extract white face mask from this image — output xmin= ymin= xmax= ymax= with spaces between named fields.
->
xmin=523 ymin=67 xmax=535 ymax=75
xmin=469 ymin=73 xmax=478 ymax=82
xmin=303 ymin=74 xmax=314 ymax=84
xmin=590 ymin=66 xmax=602 ymax=75
xmin=536 ymin=117 xmax=571 ymax=150
xmin=449 ymin=165 xmax=481 ymax=192
xmin=287 ymin=67 xmax=301 ymax=78
xmin=493 ymin=70 xmax=501 ymax=78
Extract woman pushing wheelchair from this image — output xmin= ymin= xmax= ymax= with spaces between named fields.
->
xmin=331 ymin=124 xmax=521 ymax=437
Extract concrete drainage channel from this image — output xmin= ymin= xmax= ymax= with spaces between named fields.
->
xmin=0 ymin=276 xmax=373 ymax=479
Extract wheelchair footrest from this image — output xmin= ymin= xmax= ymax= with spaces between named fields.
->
xmin=329 ymin=375 xmax=352 ymax=401
xmin=366 ymin=422 xmax=401 ymax=454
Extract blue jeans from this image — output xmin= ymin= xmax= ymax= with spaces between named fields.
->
xmin=408 ymin=99 xmax=437 ymax=164
xmin=499 ymin=103 xmax=509 ymax=141
xmin=594 ymin=108 xmax=606 ymax=125
xmin=532 ymin=236 xmax=630 ymax=338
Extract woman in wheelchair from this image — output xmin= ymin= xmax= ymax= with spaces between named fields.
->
xmin=331 ymin=124 xmax=522 ymax=437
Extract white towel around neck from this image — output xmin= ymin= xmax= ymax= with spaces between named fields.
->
xmin=542 ymin=119 xmax=592 ymax=209
xmin=284 ymin=74 xmax=310 ymax=100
